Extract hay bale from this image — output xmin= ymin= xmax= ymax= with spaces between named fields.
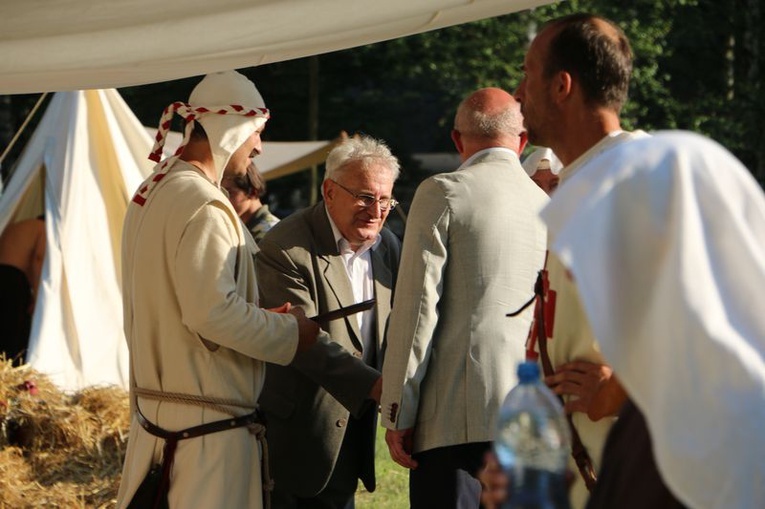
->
xmin=0 ymin=357 xmax=130 ymax=508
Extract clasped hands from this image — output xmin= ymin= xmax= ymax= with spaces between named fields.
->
xmin=267 ymin=302 xmax=383 ymax=405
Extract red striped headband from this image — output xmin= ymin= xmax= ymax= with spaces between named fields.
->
xmin=133 ymin=102 xmax=269 ymax=206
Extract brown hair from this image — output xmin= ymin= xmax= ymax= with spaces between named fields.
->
xmin=543 ymin=13 xmax=633 ymax=112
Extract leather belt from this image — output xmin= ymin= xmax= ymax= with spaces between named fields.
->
xmin=135 ymin=406 xmax=266 ymax=509
xmin=136 ymin=407 xmax=263 ymax=441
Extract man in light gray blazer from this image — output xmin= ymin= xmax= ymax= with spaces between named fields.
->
xmin=256 ymin=135 xmax=402 ymax=508
xmin=381 ymin=88 xmax=549 ymax=508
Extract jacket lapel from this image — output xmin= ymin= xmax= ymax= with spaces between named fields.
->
xmin=372 ymin=241 xmax=392 ymax=369
xmin=312 ymin=204 xmax=364 ymax=350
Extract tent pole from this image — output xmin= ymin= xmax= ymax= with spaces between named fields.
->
xmin=0 ymin=92 xmax=48 ymax=172
xmin=308 ymin=55 xmax=319 ymax=205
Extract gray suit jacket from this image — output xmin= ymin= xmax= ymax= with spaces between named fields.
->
xmin=256 ymin=202 xmax=401 ymax=497
xmin=380 ymin=149 xmax=549 ymax=454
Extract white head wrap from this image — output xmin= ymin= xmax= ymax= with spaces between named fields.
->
xmin=541 ymin=131 xmax=765 ymax=509
xmin=134 ymin=71 xmax=269 ymax=205
xmin=522 ymin=147 xmax=563 ymax=176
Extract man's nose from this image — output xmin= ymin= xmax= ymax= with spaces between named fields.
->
xmin=514 ymin=80 xmax=525 ymax=101
xmin=250 ymin=138 xmax=263 ymax=157
xmin=367 ymin=201 xmax=383 ymax=218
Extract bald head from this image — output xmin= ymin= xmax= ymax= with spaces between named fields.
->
xmin=452 ymin=88 xmax=526 ymax=159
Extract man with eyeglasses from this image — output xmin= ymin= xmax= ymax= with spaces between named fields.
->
xmin=256 ymin=135 xmax=402 ymax=508
xmin=380 ymin=87 xmax=549 ymax=508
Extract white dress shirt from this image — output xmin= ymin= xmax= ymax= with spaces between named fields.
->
xmin=327 ymin=209 xmax=380 ymax=365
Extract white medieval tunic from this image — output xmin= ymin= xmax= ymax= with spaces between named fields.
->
xmin=542 ymin=131 xmax=765 ymax=509
xmin=116 ymin=160 xmax=299 ymax=508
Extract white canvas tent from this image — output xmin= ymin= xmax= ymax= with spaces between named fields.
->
xmin=1 ymin=90 xmax=338 ymax=391
xmin=0 ymin=89 xmax=154 ymax=391
xmin=0 ymin=0 xmax=552 ymax=94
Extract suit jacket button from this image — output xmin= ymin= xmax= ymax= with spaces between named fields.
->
xmin=336 ymin=418 xmax=348 ymax=428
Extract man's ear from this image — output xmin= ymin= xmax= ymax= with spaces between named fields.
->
xmin=451 ymin=129 xmax=463 ymax=154
xmin=322 ymin=179 xmax=333 ymax=201
xmin=519 ymin=131 xmax=529 ymax=154
xmin=553 ymin=71 xmax=573 ymax=104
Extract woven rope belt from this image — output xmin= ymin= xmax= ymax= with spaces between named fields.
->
xmin=133 ymin=387 xmax=274 ymax=508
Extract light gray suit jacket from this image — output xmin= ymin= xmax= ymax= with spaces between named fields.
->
xmin=380 ymin=148 xmax=548 ymax=454
xmin=256 ymin=202 xmax=401 ymax=497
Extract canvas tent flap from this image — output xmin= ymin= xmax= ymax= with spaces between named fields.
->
xmin=260 ymin=140 xmax=340 ymax=181
xmin=0 ymin=0 xmax=552 ymax=93
xmin=1 ymin=89 xmax=154 ymax=391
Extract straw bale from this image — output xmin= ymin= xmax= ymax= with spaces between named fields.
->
xmin=0 ymin=358 xmax=130 ymax=508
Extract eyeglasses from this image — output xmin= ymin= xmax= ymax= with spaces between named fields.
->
xmin=331 ymin=180 xmax=399 ymax=211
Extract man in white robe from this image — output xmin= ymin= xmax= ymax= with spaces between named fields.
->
xmin=543 ymin=130 xmax=765 ymax=509
xmin=116 ymin=71 xmax=321 ymax=509
xmin=513 ymin=13 xmax=648 ymax=506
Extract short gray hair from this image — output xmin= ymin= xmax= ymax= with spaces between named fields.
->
xmin=454 ymin=93 xmax=524 ymax=138
xmin=324 ymin=135 xmax=401 ymax=183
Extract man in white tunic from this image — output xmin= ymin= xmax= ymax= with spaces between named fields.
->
xmin=513 ymin=13 xmax=649 ymax=507
xmin=117 ymin=71 xmax=320 ymax=509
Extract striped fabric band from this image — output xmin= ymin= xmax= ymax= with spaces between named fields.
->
xmin=132 ymin=102 xmax=269 ymax=206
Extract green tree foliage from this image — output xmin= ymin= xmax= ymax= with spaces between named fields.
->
xmin=246 ymin=0 xmax=763 ymax=187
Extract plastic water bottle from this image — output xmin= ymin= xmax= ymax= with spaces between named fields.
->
xmin=494 ymin=361 xmax=571 ymax=509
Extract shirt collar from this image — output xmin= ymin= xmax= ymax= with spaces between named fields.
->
xmin=458 ymin=147 xmax=518 ymax=170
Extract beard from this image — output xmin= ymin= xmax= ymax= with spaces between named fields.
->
xmin=523 ymin=103 xmax=558 ymax=149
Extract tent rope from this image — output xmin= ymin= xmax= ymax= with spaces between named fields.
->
xmin=0 ymin=93 xmax=49 ymax=169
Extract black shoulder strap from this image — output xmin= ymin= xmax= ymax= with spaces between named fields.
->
xmin=533 ymin=268 xmax=598 ymax=492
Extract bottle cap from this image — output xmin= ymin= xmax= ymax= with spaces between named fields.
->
xmin=517 ymin=361 xmax=541 ymax=383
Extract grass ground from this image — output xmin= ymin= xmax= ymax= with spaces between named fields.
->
xmin=355 ymin=426 xmax=409 ymax=508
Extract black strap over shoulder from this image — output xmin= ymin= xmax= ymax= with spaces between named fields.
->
xmin=532 ymin=269 xmax=598 ymax=492
xmin=508 ymin=269 xmax=598 ymax=492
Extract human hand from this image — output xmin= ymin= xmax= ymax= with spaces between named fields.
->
xmin=369 ymin=376 xmax=382 ymax=404
xmin=266 ymin=302 xmax=292 ymax=313
xmin=288 ymin=306 xmax=320 ymax=353
xmin=479 ymin=451 xmax=508 ymax=509
xmin=545 ymin=360 xmax=626 ymax=420
xmin=385 ymin=428 xmax=418 ymax=469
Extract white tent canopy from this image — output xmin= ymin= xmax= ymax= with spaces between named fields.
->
xmin=0 ymin=0 xmax=550 ymax=94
